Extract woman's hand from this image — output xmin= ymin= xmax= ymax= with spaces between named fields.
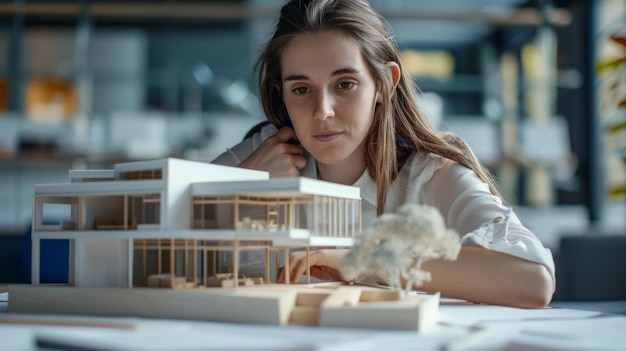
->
xmin=239 ymin=126 xmax=306 ymax=178
xmin=276 ymin=249 xmax=349 ymax=283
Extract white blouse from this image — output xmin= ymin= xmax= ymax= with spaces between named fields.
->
xmin=212 ymin=124 xmax=556 ymax=281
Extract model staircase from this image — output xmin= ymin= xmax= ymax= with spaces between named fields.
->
xmin=288 ymin=290 xmax=330 ymax=326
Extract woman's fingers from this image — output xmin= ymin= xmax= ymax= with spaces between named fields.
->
xmin=275 ymin=251 xmax=308 ymax=283
xmin=289 ymin=252 xmax=310 ymax=283
xmin=275 ymin=249 xmax=347 ymax=283
xmin=273 ymin=125 xmax=299 ymax=144
xmin=239 ymin=126 xmax=307 ymax=177
xmin=276 ymin=266 xmax=285 ymax=283
xmin=275 ymin=251 xmax=305 ymax=284
xmin=310 ymin=266 xmax=341 ymax=281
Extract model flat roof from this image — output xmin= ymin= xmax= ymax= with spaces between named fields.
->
xmin=191 ymin=177 xmax=360 ymax=200
xmin=113 ymin=158 xmax=267 ymax=178
xmin=69 ymin=170 xmax=115 ymax=180
xmin=34 ymin=180 xmax=164 ymax=196
xmin=113 ymin=158 xmax=171 ymax=173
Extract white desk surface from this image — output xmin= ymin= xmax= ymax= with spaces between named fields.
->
xmin=1 ymin=292 xmax=625 ymax=351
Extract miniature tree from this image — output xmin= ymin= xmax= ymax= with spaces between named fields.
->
xmin=341 ymin=203 xmax=461 ymax=293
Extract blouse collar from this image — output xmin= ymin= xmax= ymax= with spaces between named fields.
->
xmin=300 ymin=153 xmax=377 ymax=208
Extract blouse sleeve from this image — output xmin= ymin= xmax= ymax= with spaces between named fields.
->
xmin=418 ymin=156 xmax=556 ymax=282
xmin=211 ymin=123 xmax=278 ymax=166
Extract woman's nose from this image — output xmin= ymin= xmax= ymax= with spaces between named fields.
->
xmin=313 ymin=91 xmax=335 ymax=120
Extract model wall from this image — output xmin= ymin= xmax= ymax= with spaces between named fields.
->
xmin=77 ymin=238 xmax=130 ymax=288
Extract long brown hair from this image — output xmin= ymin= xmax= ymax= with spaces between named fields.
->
xmin=258 ymin=0 xmax=501 ymax=215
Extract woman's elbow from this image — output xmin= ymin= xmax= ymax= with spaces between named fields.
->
xmin=516 ymin=264 xmax=555 ymax=309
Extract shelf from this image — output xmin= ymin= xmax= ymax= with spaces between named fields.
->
xmin=0 ymin=2 xmax=572 ymax=26
xmin=0 ymin=2 xmax=256 ymax=23
xmin=596 ymin=1 xmax=626 ymax=205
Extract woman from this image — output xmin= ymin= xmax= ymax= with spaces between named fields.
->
xmin=213 ymin=0 xmax=555 ymax=308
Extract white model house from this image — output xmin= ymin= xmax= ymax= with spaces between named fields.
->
xmin=31 ymin=157 xmax=361 ymax=289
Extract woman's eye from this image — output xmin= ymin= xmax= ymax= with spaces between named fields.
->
xmin=337 ymin=81 xmax=355 ymax=89
xmin=293 ymin=87 xmax=309 ymax=95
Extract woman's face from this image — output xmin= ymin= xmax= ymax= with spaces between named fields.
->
xmin=280 ymin=29 xmax=379 ymax=169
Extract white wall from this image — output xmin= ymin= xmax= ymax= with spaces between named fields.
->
xmin=77 ymin=238 xmax=129 ymax=288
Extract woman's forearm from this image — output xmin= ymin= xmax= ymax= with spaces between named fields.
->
xmin=301 ymin=246 xmax=553 ymax=308
xmin=360 ymin=246 xmax=554 ymax=308
xmin=417 ymin=246 xmax=554 ymax=308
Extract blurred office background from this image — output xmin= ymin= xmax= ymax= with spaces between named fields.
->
xmin=0 ymin=0 xmax=625 ymax=303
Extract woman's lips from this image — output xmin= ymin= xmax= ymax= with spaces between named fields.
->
xmin=314 ymin=131 xmax=342 ymax=142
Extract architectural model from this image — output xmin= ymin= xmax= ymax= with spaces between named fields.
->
xmin=8 ymin=157 xmax=440 ymax=332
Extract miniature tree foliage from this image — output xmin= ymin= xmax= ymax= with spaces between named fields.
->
xmin=341 ymin=203 xmax=461 ymax=292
